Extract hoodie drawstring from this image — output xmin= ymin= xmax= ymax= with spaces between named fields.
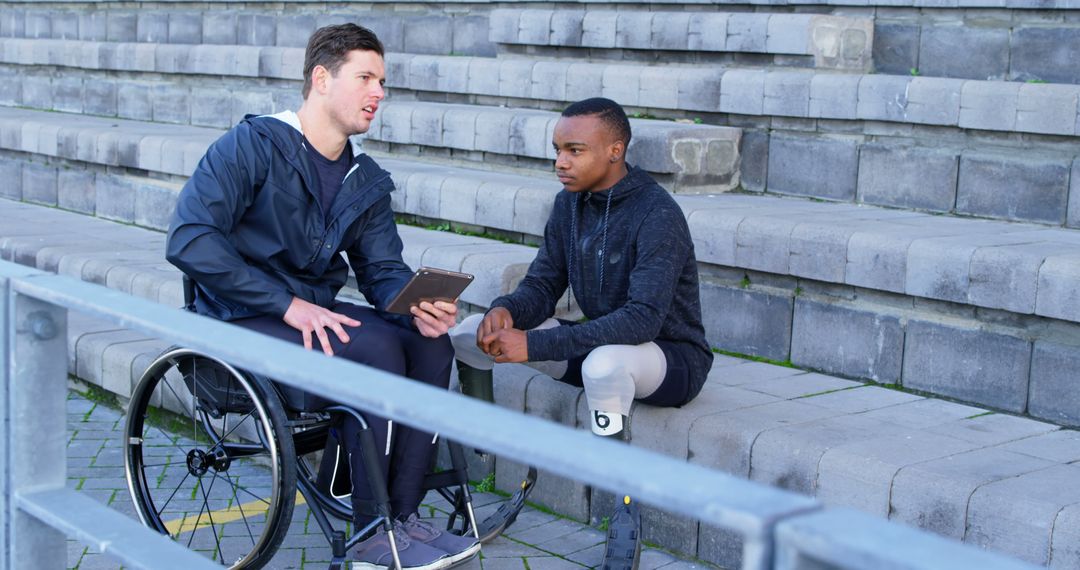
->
xmin=568 ymin=189 xmax=615 ymax=311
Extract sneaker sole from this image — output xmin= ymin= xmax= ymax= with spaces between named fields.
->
xmin=352 ymin=553 xmax=455 ymax=570
xmin=443 ymin=542 xmax=481 ymax=568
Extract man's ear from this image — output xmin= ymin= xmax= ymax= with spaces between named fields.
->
xmin=609 ymin=140 xmax=626 ymax=163
xmin=311 ymin=65 xmax=330 ymax=95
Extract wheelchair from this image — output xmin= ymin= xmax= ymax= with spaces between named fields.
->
xmin=122 ymin=278 xmax=537 ymax=569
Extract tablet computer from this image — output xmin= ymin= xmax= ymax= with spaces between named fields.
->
xmin=385 ymin=267 xmax=474 ymax=315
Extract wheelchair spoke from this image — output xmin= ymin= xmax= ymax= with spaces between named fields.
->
xmin=224 ymin=468 xmax=258 ymax=547
xmin=199 ymin=472 xmax=225 ymax=564
xmin=218 ymin=472 xmax=272 ymax=506
xmin=213 ymin=409 xmax=257 ymax=447
xmin=154 ymin=471 xmax=191 ymax=520
xmin=185 ymin=479 xmax=208 ymax=549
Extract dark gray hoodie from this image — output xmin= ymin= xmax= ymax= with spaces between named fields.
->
xmin=490 ymin=166 xmax=713 ymax=403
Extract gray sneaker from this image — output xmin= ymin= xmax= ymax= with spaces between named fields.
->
xmin=352 ymin=524 xmax=452 ymax=570
xmin=399 ymin=513 xmax=481 ymax=566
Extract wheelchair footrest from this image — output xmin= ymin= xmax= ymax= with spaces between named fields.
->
xmin=475 ymin=466 xmax=538 ymax=543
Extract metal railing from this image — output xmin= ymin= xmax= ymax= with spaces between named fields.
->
xmin=0 ymin=259 xmax=1040 ymax=570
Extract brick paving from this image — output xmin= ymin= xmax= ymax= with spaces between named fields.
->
xmin=64 ymin=390 xmax=713 ymax=570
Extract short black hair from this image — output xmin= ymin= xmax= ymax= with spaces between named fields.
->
xmin=303 ymin=24 xmax=384 ymax=99
xmin=561 ymin=98 xmax=632 ymax=147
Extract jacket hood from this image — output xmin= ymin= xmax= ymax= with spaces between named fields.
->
xmin=244 ymin=110 xmax=364 ymax=166
xmin=586 ymin=164 xmax=651 ymax=206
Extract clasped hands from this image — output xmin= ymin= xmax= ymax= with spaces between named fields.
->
xmin=476 ymin=307 xmax=528 ymax=363
xmin=284 ymin=297 xmax=458 ymax=356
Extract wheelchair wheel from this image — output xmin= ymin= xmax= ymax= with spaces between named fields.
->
xmin=124 ymin=348 xmax=297 ymax=569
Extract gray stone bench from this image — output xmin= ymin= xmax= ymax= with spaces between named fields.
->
xmin=489 ymin=9 xmax=873 ymax=71
xmin=6 ymin=38 xmax=1080 ymax=140
xmin=6 ymin=107 xmax=1080 ymax=424
xmin=0 ymin=104 xmax=741 ymax=194
xmin=2 ymin=196 xmax=1078 ymax=569
xmin=0 ymin=8 xmax=494 ymax=55
xmin=365 ymin=101 xmax=742 ymax=193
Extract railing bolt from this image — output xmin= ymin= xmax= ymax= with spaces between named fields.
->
xmin=27 ymin=311 xmax=57 ymax=340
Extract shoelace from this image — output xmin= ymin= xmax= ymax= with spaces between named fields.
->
xmin=400 ymin=515 xmax=440 ymax=540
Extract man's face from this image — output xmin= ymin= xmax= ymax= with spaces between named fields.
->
xmin=551 ymin=115 xmax=625 ymax=193
xmin=321 ymin=49 xmax=386 ymax=136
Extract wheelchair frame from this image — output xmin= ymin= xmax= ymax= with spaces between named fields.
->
xmin=122 ymin=279 xmax=537 ymax=569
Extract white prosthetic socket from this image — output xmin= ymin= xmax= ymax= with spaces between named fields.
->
xmin=581 ymin=343 xmax=667 ymax=438
xmin=448 ymin=315 xmax=570 ymax=379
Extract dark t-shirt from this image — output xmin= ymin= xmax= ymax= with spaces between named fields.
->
xmin=304 ymin=137 xmax=353 ymax=222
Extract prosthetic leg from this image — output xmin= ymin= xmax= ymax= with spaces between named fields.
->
xmin=455 ymin=360 xmax=537 ymax=543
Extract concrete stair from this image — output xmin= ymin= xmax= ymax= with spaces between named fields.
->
xmin=5 ymin=196 xmax=1080 ymax=569
xmin=489 ymin=9 xmax=874 ymax=71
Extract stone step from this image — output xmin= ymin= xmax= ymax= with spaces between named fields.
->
xmin=1 ymin=196 xmax=1075 ymax=569
xmin=2 ymin=108 xmax=1078 ymax=326
xmin=489 ymin=9 xmax=873 ymax=71
xmin=0 ymin=104 xmax=741 ymax=193
xmin=7 ymin=108 xmax=1080 ymax=422
xmin=365 ymin=101 xmax=741 ymax=192
xmin=6 ymin=38 xmax=1080 ymax=139
xmin=10 ymin=9 xmax=1080 ymax=86
xmin=0 ymin=8 xmax=494 ymax=56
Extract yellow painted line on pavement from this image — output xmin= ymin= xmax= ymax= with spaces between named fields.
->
xmin=164 ymin=491 xmax=306 ymax=536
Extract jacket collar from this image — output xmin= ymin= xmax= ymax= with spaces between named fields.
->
xmin=584 ymin=164 xmax=651 ymax=206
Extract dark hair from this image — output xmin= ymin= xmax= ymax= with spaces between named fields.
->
xmin=302 ymin=24 xmax=384 ymax=99
xmin=560 ymin=97 xmax=632 ymax=147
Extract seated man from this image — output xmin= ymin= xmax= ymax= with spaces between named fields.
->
xmin=449 ymin=98 xmax=713 ymax=569
xmin=166 ymin=23 xmax=478 ymax=570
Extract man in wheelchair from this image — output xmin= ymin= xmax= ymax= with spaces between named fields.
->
xmin=165 ymin=23 xmax=477 ymax=570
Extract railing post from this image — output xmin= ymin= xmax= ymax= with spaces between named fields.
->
xmin=4 ymin=286 xmax=67 ymax=570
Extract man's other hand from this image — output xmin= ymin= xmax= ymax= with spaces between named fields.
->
xmin=480 ymin=329 xmax=528 ymax=363
xmin=283 ymin=297 xmax=361 ymax=356
xmin=477 ymin=307 xmax=514 ymax=354
xmin=411 ymin=300 xmax=458 ymax=338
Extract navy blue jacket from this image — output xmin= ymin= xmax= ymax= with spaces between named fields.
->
xmin=490 ymin=166 xmax=713 ymax=400
xmin=166 ymin=111 xmax=412 ymax=322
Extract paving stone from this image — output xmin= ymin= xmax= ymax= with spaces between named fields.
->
xmin=1036 ymin=253 xmax=1080 ymax=322
xmin=581 ymin=11 xmax=617 ymax=48
xmin=966 ymin=464 xmax=1080 ymax=565
xmin=959 ymin=80 xmax=1019 ymax=132
xmin=790 ymin=299 xmax=903 ymax=384
xmin=970 ymin=241 xmax=1078 ymax=314
xmin=955 ymin=153 xmax=1070 ymax=224
xmin=872 ymin=22 xmax=919 ymax=76
xmin=750 ymin=413 xmax=904 ymax=495
xmin=202 ymin=11 xmax=237 ymax=45
xmin=700 ymin=284 xmax=792 ymax=362
xmin=519 ymin=10 xmax=553 ymax=45
xmin=799 ymin=385 xmax=922 ymax=414
xmin=998 ymin=429 xmax=1080 ymax=464
xmin=856 ymin=144 xmax=958 ymax=211
xmin=1015 ymin=83 xmax=1079 ymax=136
xmin=902 ymin=320 xmax=1031 ymax=412
xmin=1009 ymin=27 xmax=1080 ymax=85
xmin=767 ymin=134 xmax=858 ymax=200
xmin=890 ymin=447 xmax=1055 ymax=541
xmin=135 ymin=12 xmax=168 ymax=44
xmin=21 ymin=161 xmax=57 ymax=205
xmin=57 ymin=168 xmax=96 ymax=215
xmin=719 ymin=69 xmax=765 ymax=116
xmin=403 ymin=15 xmax=452 ymax=56
xmin=763 ymin=71 xmax=812 ymax=117
xmin=725 ymin=13 xmax=767 ymax=53
xmin=856 ymin=75 xmax=911 ymax=122
xmin=1027 ymin=340 xmax=1080 ymax=427
xmin=615 ymin=12 xmax=652 ymax=50
xmin=904 ymin=229 xmax=1034 ymax=305
xmin=919 ymin=25 xmax=1009 ymax=80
